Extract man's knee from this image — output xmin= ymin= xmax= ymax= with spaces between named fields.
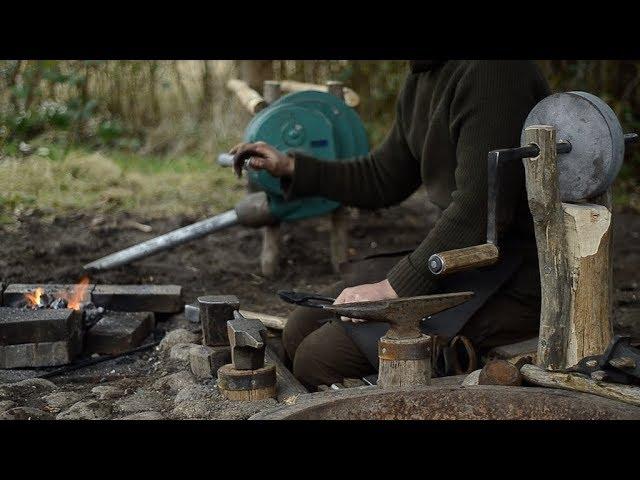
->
xmin=282 ymin=308 xmax=316 ymax=362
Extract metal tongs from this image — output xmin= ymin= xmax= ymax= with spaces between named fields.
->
xmin=277 ymin=290 xmax=336 ymax=309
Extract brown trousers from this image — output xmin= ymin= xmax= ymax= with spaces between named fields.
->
xmin=282 ymin=261 xmax=541 ymax=389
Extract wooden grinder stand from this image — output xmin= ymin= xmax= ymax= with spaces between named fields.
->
xmin=524 ymin=125 xmax=613 ymax=371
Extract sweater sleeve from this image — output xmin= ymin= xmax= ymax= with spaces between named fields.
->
xmin=386 ymin=61 xmax=543 ymax=297
xmin=281 ymin=80 xmax=422 ymax=209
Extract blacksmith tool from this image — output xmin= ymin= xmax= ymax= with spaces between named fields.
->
xmin=217 ymin=311 xmax=277 ymax=401
xmin=564 ymin=335 xmax=640 ymax=385
xmin=227 ymin=310 xmax=267 ymax=370
xmin=428 ymin=92 xmax=638 ymax=276
xmin=83 ymin=86 xmax=368 ymax=272
xmin=319 ymin=292 xmax=474 ymax=388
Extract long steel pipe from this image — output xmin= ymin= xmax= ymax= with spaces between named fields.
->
xmin=83 ymin=209 xmax=239 ymax=271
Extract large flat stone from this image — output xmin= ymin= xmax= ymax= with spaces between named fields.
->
xmin=0 ymin=339 xmax=80 ymax=368
xmin=2 ymin=284 xmax=94 ymax=307
xmin=0 ymin=307 xmax=82 ymax=345
xmin=92 ymin=285 xmax=183 ymax=313
xmin=85 ymin=311 xmax=155 ymax=355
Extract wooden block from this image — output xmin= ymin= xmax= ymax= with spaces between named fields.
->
xmin=217 ymin=363 xmax=277 ymax=401
xmin=0 ymin=340 xmax=79 ymax=368
xmin=185 ymin=303 xmax=286 ymax=330
xmin=92 ymin=285 xmax=183 ymax=313
xmin=85 ymin=311 xmax=155 ymax=355
xmin=2 ymin=284 xmax=94 ymax=307
xmin=486 ymin=337 xmax=538 ymax=366
xmin=0 ymin=307 xmax=82 ymax=345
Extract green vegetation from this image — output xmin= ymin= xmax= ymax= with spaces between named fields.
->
xmin=0 ymin=60 xmax=639 ymax=226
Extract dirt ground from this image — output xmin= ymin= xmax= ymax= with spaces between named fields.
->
xmin=1 ymin=189 xmax=640 ymax=420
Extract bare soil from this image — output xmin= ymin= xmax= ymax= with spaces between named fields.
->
xmin=1 ymin=189 xmax=640 ymax=420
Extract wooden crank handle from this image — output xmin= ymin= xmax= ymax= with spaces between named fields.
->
xmin=226 ymin=79 xmax=267 ymax=115
xmin=428 ymin=243 xmax=499 ymax=276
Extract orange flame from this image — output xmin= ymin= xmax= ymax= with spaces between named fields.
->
xmin=22 ymin=276 xmax=90 ymax=310
xmin=60 ymin=275 xmax=90 ymax=310
xmin=24 ymin=287 xmax=44 ymax=307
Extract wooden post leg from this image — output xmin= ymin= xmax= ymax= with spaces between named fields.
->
xmin=330 ymin=207 xmax=349 ymax=273
xmin=261 ymin=224 xmax=280 ymax=277
xmin=523 ymin=125 xmax=614 ymax=370
xmin=523 ymin=125 xmax=571 ymax=370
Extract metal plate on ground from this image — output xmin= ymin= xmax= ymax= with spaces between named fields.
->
xmin=522 ymin=91 xmax=624 ymax=201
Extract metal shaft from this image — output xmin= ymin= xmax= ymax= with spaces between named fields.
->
xmin=83 ymin=209 xmax=239 ymax=271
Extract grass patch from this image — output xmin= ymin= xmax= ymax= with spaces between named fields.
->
xmin=0 ymin=147 xmax=245 ymax=223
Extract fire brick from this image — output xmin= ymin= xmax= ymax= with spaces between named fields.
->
xmin=91 ymin=285 xmax=183 ymax=313
xmin=0 ymin=307 xmax=82 ymax=345
xmin=2 ymin=284 xmax=95 ymax=307
xmin=85 ymin=311 xmax=155 ymax=355
xmin=0 ymin=340 xmax=81 ymax=368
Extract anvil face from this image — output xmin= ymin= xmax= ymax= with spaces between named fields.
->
xmin=322 ymin=292 xmax=474 ymax=339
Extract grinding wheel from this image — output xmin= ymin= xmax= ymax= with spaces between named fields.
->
xmin=522 ymin=91 xmax=624 ymax=201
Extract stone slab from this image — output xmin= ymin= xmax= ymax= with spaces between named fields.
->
xmin=0 ymin=339 xmax=79 ymax=368
xmin=92 ymin=285 xmax=183 ymax=313
xmin=85 ymin=311 xmax=155 ymax=355
xmin=0 ymin=307 xmax=82 ymax=345
xmin=185 ymin=303 xmax=199 ymax=323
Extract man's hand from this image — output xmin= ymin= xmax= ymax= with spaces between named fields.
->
xmin=229 ymin=141 xmax=294 ymax=178
xmin=333 ymin=279 xmax=398 ymax=323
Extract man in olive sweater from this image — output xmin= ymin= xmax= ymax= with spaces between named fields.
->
xmin=231 ymin=60 xmax=551 ymax=388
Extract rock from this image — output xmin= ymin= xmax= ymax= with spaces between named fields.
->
xmin=41 ymin=391 xmax=82 ymax=411
xmin=189 ymin=345 xmax=230 ymax=379
xmin=115 ymin=389 xmax=165 ymax=414
xmin=171 ymin=399 xmax=216 ymax=419
xmin=461 ymin=369 xmax=482 ymax=386
xmin=169 ymin=343 xmax=199 ymax=362
xmin=0 ymin=378 xmax=57 ymax=399
xmin=1 ymin=406 xmax=54 ymax=420
xmin=91 ymin=385 xmax=124 ymax=401
xmin=56 ymin=400 xmax=111 ymax=420
xmin=169 ymin=384 xmax=219 ymax=419
xmin=159 ymin=329 xmax=200 ymax=351
xmin=174 ymin=384 xmax=216 ymax=405
xmin=119 ymin=411 xmax=164 ymax=420
xmin=152 ymin=371 xmax=195 ymax=393
xmin=0 ymin=400 xmax=16 ymax=412
xmin=478 ymin=360 xmax=523 ymax=386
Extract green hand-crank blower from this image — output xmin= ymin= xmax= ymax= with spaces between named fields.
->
xmin=83 ymin=90 xmax=369 ymax=271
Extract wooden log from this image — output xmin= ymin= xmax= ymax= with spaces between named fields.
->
xmin=262 ymin=80 xmax=281 ymax=105
xmin=261 ymin=224 xmax=280 ymax=277
xmin=521 ymin=363 xmax=640 ymax=408
xmin=264 ymin=346 xmax=308 ymax=404
xmin=377 ymin=335 xmax=432 ymax=388
xmin=523 ymin=125 xmax=572 ymax=370
xmin=240 ymin=310 xmax=287 ymax=331
xmin=217 ymin=363 xmax=277 ymax=401
xmin=561 ymin=202 xmax=613 ymax=366
xmin=226 ymin=78 xmax=267 ymax=115
xmin=279 ymin=79 xmax=360 ymax=108
xmin=258 ymin=79 xmax=282 ymax=278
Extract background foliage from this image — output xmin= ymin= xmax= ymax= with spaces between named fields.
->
xmin=1 ymin=60 xmax=639 ymax=223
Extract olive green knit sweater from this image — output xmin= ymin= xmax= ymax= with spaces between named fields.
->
xmin=282 ymin=60 xmax=550 ymax=297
